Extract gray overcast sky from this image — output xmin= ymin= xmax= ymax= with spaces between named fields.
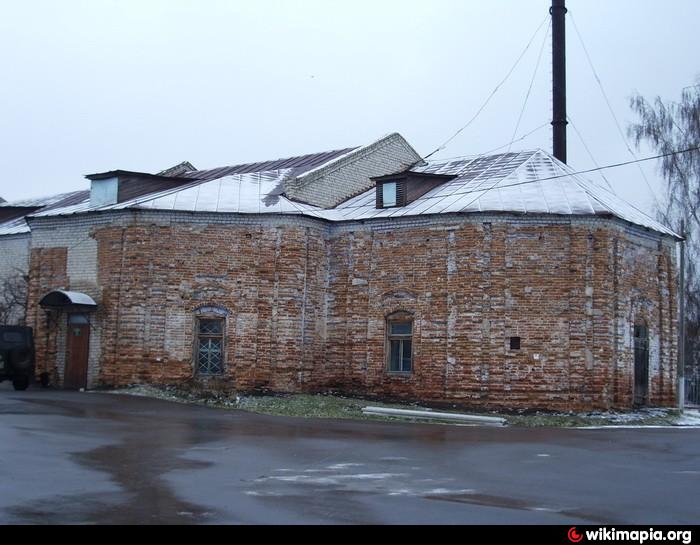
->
xmin=1 ymin=0 xmax=698 ymax=215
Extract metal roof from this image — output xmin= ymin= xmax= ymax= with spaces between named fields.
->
xmin=181 ymin=148 xmax=358 ymax=181
xmin=0 ymin=190 xmax=89 ymax=235
xmin=17 ymin=147 xmax=679 ymax=239
xmin=0 ymin=216 xmax=31 ymax=236
xmin=331 ymin=150 xmax=679 ymax=238
xmin=104 ymin=170 xmax=322 ymax=215
xmin=39 ymin=290 xmax=97 ymax=310
xmin=0 ymin=190 xmax=86 ymax=209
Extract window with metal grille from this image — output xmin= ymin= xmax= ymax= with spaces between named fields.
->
xmin=386 ymin=314 xmax=413 ymax=373
xmin=196 ymin=318 xmax=224 ymax=376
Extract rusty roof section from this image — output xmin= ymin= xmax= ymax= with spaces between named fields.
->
xmin=180 ymin=147 xmax=358 ymax=181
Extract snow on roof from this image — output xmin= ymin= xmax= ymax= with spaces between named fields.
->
xmin=0 ymin=190 xmax=85 ymax=209
xmin=21 ymin=148 xmax=678 ymax=239
xmin=0 ymin=216 xmax=30 ymax=236
xmin=331 ymin=149 xmax=679 ymax=238
xmin=101 ymin=169 xmax=323 ymax=215
xmin=0 ymin=190 xmax=89 ymax=236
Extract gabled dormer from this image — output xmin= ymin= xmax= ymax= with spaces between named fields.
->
xmin=373 ymin=171 xmax=457 ymax=209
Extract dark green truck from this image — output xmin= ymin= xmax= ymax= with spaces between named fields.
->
xmin=0 ymin=326 xmax=35 ymax=391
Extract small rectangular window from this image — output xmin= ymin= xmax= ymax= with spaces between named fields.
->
xmin=382 ymin=182 xmax=397 ymax=207
xmin=197 ymin=318 xmax=225 ymax=375
xmin=387 ymin=318 xmax=413 ymax=373
xmin=510 ymin=337 xmax=521 ymax=350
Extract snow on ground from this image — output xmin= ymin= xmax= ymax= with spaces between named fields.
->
xmin=100 ymin=385 xmax=700 ymax=428
xmin=675 ymin=409 xmax=700 ymax=426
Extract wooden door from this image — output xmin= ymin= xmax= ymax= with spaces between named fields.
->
xmin=633 ymin=324 xmax=649 ymax=406
xmin=65 ymin=315 xmax=90 ymax=390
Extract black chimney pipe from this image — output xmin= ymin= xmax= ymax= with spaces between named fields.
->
xmin=551 ymin=0 xmax=568 ymax=163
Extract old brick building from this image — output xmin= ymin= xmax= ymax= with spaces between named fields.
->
xmin=0 ymin=133 xmax=681 ymax=410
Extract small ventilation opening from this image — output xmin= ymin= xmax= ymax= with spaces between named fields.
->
xmin=510 ymin=337 xmax=521 ymax=350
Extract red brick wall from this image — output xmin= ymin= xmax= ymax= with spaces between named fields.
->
xmin=26 ymin=247 xmax=68 ymax=379
xmin=92 ymin=222 xmax=328 ymax=392
xmin=319 ymin=221 xmax=677 ymax=411
xmin=27 ymin=215 xmax=676 ymax=411
xmin=612 ymin=234 xmax=677 ymax=407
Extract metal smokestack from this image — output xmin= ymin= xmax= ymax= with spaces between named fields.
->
xmin=551 ymin=0 xmax=568 ymax=163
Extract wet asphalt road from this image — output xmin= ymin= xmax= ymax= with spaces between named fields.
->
xmin=0 ymin=383 xmax=699 ymax=525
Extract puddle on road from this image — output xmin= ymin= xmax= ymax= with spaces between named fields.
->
xmin=6 ymin=404 xmax=226 ymax=525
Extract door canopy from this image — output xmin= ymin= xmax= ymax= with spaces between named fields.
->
xmin=39 ymin=290 xmax=97 ymax=313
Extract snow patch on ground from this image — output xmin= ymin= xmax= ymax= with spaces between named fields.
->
xmin=675 ymin=409 xmax=700 ymax=426
xmin=101 ymin=385 xmax=700 ymax=428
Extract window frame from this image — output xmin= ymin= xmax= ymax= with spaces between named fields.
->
xmin=194 ymin=313 xmax=226 ymax=377
xmin=382 ymin=182 xmax=398 ymax=207
xmin=376 ymin=178 xmax=407 ymax=209
xmin=385 ymin=312 xmax=414 ymax=374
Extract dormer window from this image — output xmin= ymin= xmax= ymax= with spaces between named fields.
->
xmin=376 ymin=178 xmax=407 ymax=209
xmin=373 ymin=171 xmax=457 ymax=210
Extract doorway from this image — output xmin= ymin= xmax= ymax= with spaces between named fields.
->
xmin=65 ymin=314 xmax=90 ymax=390
xmin=633 ymin=323 xmax=649 ymax=406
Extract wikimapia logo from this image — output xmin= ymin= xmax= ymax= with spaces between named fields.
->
xmin=567 ymin=527 xmax=693 ymax=544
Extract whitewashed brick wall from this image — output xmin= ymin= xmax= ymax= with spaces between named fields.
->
xmin=0 ymin=234 xmax=31 ymax=324
xmin=0 ymin=234 xmax=30 ymax=278
xmin=29 ymin=214 xmax=125 ymax=388
xmin=285 ymin=133 xmax=422 ymax=208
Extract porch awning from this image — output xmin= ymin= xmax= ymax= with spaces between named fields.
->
xmin=39 ymin=290 xmax=97 ymax=312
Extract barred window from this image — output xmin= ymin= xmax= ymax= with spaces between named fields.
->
xmin=386 ymin=313 xmax=413 ymax=373
xmin=196 ymin=318 xmax=224 ymax=376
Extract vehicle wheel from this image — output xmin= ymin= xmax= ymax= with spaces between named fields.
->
xmin=12 ymin=376 xmax=29 ymax=391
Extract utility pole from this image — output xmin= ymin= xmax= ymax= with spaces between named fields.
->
xmin=551 ymin=0 xmax=568 ymax=163
xmin=679 ymin=219 xmax=686 ymax=411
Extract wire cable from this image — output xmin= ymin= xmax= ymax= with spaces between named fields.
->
xmin=508 ymin=19 xmax=551 ymax=153
xmin=567 ymin=114 xmax=615 ymax=193
xmin=423 ymin=14 xmax=551 ymax=160
xmin=428 ymin=122 xmax=550 ymax=163
xmin=335 ymin=145 xmax=700 ymax=212
xmin=569 ymin=11 xmax=661 ymax=205
xmin=425 ymin=144 xmax=700 ymax=221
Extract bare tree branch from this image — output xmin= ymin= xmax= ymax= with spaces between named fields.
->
xmin=0 ymin=269 xmax=28 ymax=326
xmin=629 ymin=78 xmax=700 ymax=383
